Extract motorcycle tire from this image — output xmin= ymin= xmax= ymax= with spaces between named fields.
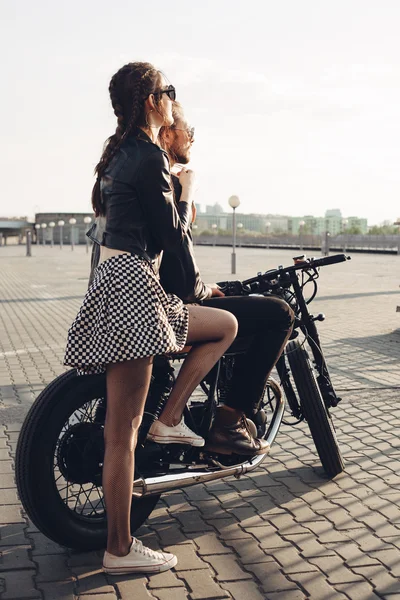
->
xmin=15 ymin=369 xmax=161 ymax=551
xmin=286 ymin=340 xmax=345 ymax=478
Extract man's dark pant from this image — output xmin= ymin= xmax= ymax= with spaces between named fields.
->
xmin=202 ymin=295 xmax=294 ymax=417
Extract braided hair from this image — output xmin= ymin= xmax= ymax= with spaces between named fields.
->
xmin=92 ymin=62 xmax=163 ymax=216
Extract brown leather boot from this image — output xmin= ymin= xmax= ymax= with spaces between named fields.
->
xmin=205 ymin=406 xmax=270 ymax=456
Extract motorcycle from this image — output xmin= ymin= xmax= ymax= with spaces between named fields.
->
xmin=15 ymin=252 xmax=350 ymax=551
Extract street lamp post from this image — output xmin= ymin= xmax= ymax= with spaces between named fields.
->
xmin=48 ymin=222 xmax=55 ymax=248
xmin=299 ymin=220 xmax=305 ymax=251
xmin=69 ymin=218 xmax=77 ymax=251
xmin=26 ymin=229 xmax=32 ymax=257
xmin=83 ymin=216 xmax=92 ymax=254
xmin=342 ymin=218 xmax=348 ymax=252
xmin=237 ymin=222 xmax=243 ymax=247
xmin=58 ymin=220 xmax=65 ymax=249
xmin=228 ymin=195 xmax=240 ymax=274
xmin=265 ymin=221 xmax=271 ymax=249
xmin=41 ymin=223 xmax=47 ymax=246
xmin=34 ymin=223 xmax=41 ymax=244
xmin=211 ymin=223 xmax=217 ymax=247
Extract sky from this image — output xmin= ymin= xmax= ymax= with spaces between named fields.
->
xmin=3 ymin=0 xmax=400 ymax=225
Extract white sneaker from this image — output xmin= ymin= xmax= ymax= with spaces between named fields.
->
xmin=103 ymin=537 xmax=177 ymax=574
xmin=147 ymin=417 xmax=205 ymax=447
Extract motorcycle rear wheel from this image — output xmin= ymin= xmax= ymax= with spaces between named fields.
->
xmin=15 ymin=369 xmax=161 ymax=551
xmin=286 ymin=340 xmax=345 ymax=478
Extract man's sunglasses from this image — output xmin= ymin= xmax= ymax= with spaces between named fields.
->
xmin=154 ymin=85 xmax=176 ymax=101
xmin=172 ymin=125 xmax=195 ymax=140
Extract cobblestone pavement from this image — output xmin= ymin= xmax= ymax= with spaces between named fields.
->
xmin=0 ymin=245 xmax=399 ymax=599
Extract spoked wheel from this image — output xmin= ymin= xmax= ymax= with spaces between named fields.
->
xmin=285 ymin=339 xmax=345 ymax=478
xmin=15 ymin=369 xmax=160 ymax=551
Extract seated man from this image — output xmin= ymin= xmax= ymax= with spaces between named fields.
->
xmin=158 ymin=103 xmax=294 ymax=455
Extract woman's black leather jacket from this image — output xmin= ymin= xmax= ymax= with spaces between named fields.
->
xmin=96 ymin=128 xmax=191 ymax=267
xmin=88 ymin=171 xmax=210 ymax=302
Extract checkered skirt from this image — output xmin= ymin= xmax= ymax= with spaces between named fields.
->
xmin=64 ymin=254 xmax=189 ymax=375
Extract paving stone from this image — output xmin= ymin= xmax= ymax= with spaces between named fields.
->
xmin=155 ymin=523 xmax=191 ymax=546
xmin=225 ymin=538 xmax=274 ymax=565
xmin=175 ymin=512 xmax=214 ymax=533
xmin=152 ymin=588 xmax=188 ymax=600
xmin=284 ymin=533 xmax=337 ymax=558
xmin=370 ymin=549 xmax=400 ymax=576
xmin=146 ymin=568 xmax=185 ymax=589
xmin=227 ymin=506 xmax=266 ymax=528
xmin=303 ymin=519 xmax=351 ymax=543
xmin=75 ymin=593 xmax=116 ymax=600
xmin=221 ymin=580 xmax=265 ymax=599
xmin=29 ymin=532 xmax=66 ymax=556
xmin=164 ymin=543 xmax=207 ymax=571
xmin=68 ymin=550 xmax=103 ymax=567
xmin=288 ymin=571 xmax=349 ymax=600
xmin=0 ymin=505 xmax=24 ymax=524
xmin=0 ymin=489 xmax=20 ymax=505
xmin=73 ymin=566 xmax=115 ymax=595
xmin=206 ymin=518 xmax=249 ymax=540
xmin=265 ymin=545 xmax=317 ymax=573
xmin=334 ymin=581 xmax=383 ymax=600
xmin=0 ymin=569 xmax=41 ymax=599
xmin=189 ymin=533 xmax=231 ymax=556
xmin=309 ymin=555 xmax=367 ymax=584
xmin=246 ymin=560 xmax=301 ymax=594
xmin=352 ymin=565 xmax=400 ymax=594
xmin=245 ymin=525 xmax=298 ymax=549
xmin=202 ymin=554 xmax=252 ymax=581
xmin=0 ymin=474 xmax=17 ymax=489
xmin=178 ymin=569 xmax=229 ymax=599
xmin=35 ymin=553 xmax=73 ymax=582
xmin=264 ymin=591 xmax=307 ymax=600
xmin=0 ymin=523 xmax=30 ymax=546
xmin=38 ymin=580 xmax=77 ymax=600
xmin=0 ymin=544 xmax=35 ymax=571
xmin=113 ymin=576 xmax=155 ymax=599
xmin=266 ymin=513 xmax=311 ymax=536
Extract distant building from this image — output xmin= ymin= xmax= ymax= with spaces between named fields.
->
xmin=346 ymin=217 xmax=368 ymax=234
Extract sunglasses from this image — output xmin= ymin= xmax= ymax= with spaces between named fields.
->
xmin=172 ymin=125 xmax=195 ymax=141
xmin=154 ymin=85 xmax=176 ymax=101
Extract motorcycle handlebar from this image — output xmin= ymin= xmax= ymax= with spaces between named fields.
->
xmin=217 ymin=254 xmax=350 ymax=295
xmin=240 ymin=253 xmax=350 ymax=287
xmin=309 ymin=253 xmax=350 ymax=268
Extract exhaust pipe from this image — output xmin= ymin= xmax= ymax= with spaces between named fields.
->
xmin=133 ymin=389 xmax=285 ymax=498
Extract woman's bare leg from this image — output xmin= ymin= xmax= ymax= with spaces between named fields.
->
xmin=103 ymin=356 xmax=153 ymax=556
xmin=159 ymin=305 xmax=238 ymax=427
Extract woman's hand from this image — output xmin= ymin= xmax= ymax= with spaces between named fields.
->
xmin=207 ymin=284 xmax=225 ymax=298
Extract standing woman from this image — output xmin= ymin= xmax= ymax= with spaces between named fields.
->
xmin=64 ymin=62 xmax=238 ymax=574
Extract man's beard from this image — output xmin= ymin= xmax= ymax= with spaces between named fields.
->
xmin=169 ymin=145 xmax=190 ymax=165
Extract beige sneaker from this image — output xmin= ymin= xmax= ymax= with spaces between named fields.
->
xmin=147 ymin=417 xmax=205 ymax=446
xmin=103 ymin=537 xmax=177 ymax=574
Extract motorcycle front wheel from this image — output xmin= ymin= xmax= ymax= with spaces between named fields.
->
xmin=285 ymin=340 xmax=345 ymax=478
xmin=15 ymin=369 xmax=161 ymax=551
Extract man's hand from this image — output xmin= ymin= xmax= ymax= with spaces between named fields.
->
xmin=178 ymin=168 xmax=196 ymax=197
xmin=207 ymin=283 xmax=225 ymax=298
